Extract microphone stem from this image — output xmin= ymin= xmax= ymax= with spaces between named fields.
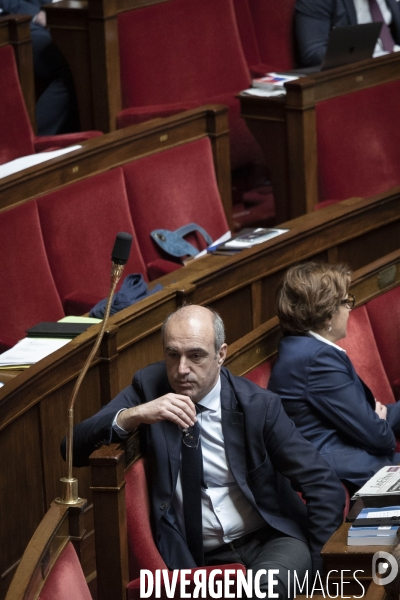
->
xmin=59 ymin=263 xmax=125 ymax=503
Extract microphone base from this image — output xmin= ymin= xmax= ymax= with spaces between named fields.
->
xmin=54 ymin=477 xmax=82 ymax=505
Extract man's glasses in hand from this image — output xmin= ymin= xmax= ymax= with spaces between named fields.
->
xmin=180 ymin=412 xmax=202 ymax=449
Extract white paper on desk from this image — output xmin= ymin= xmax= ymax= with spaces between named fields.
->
xmin=366 ymin=509 xmax=400 ymax=518
xmin=0 ymin=145 xmax=82 ymax=179
xmin=0 ymin=337 xmax=71 ymax=366
xmin=241 ymin=88 xmax=286 ymax=98
xmin=353 ymin=465 xmax=400 ymax=497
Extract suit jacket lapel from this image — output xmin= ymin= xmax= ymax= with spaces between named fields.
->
xmin=343 ymin=0 xmax=358 ymax=23
xmin=386 ymin=0 xmax=400 ymax=42
xmin=220 ymin=377 xmax=254 ymax=503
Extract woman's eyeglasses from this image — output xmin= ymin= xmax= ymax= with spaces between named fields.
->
xmin=340 ymin=293 xmax=355 ymax=310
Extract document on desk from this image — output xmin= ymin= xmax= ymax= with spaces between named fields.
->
xmin=0 ymin=145 xmax=82 ymax=179
xmin=0 ymin=337 xmax=71 ymax=367
xmin=352 ymin=465 xmax=400 ymax=498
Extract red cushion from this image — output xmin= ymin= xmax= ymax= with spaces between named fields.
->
xmin=244 ymin=357 xmax=276 ymax=388
xmin=146 ymin=259 xmax=182 ymax=281
xmin=37 ymin=168 xmax=147 ymax=313
xmin=40 ymin=542 xmax=92 ymax=600
xmin=366 ymin=287 xmax=400 ymax=396
xmin=316 ymin=80 xmax=400 ymax=201
xmin=337 ymin=305 xmax=395 ymax=406
xmin=234 ymin=0 xmax=295 ymax=72
xmin=118 ymin=0 xmax=250 ymax=107
xmin=116 ymin=0 xmax=261 ymax=169
xmin=122 ymin=138 xmax=229 ymax=272
xmin=0 ymin=202 xmax=64 ymax=349
xmin=0 ymin=45 xmax=34 ymax=165
xmin=125 ymin=458 xmax=167 ymax=580
xmin=127 ymin=565 xmax=247 ymax=600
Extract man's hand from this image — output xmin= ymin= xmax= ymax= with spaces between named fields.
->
xmin=375 ymin=401 xmax=387 ymax=420
xmin=116 ymin=393 xmax=196 ymax=432
xmin=33 ymin=10 xmax=47 ymax=27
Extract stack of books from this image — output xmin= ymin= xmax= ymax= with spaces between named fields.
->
xmin=347 ymin=506 xmax=400 ymax=546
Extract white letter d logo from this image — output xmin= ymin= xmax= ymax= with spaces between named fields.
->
xmin=372 ymin=551 xmax=399 ymax=586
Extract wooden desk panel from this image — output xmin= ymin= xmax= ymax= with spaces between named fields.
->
xmin=240 ymin=53 xmax=400 ymax=222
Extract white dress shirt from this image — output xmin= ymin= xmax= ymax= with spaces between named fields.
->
xmin=353 ymin=0 xmax=400 ymax=54
xmin=173 ymin=377 xmax=266 ymax=551
xmin=308 ymin=330 xmax=346 ymax=352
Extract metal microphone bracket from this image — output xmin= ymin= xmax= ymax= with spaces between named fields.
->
xmin=55 ymin=258 xmax=127 ymax=505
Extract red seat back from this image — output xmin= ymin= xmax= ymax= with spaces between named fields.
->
xmin=316 ymin=80 xmax=400 ymax=202
xmin=39 ymin=542 xmax=92 ymax=600
xmin=244 ymin=357 xmax=276 ymax=388
xmin=122 ymin=138 xmax=229 ymax=276
xmin=118 ymin=0 xmax=250 ymax=108
xmin=337 ymin=305 xmax=395 ymax=405
xmin=0 ymin=202 xmax=64 ymax=350
xmin=116 ymin=0 xmax=261 ymax=170
xmin=366 ymin=287 xmax=400 ymax=397
xmin=37 ymin=169 xmax=147 ymax=313
xmin=0 ymin=45 xmax=34 ymax=165
xmin=125 ymin=458 xmax=168 ymax=580
xmin=233 ymin=0 xmax=296 ymax=73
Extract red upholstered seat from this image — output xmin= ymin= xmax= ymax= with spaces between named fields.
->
xmin=122 ymin=138 xmax=229 ymax=279
xmin=37 ymin=168 xmax=147 ymax=314
xmin=243 ymin=357 xmax=276 ymax=388
xmin=366 ymin=287 xmax=400 ymax=399
xmin=0 ymin=45 xmax=35 ymax=164
xmin=116 ymin=0 xmax=263 ymax=172
xmin=336 ymin=305 xmax=396 ymax=406
xmin=233 ymin=0 xmax=296 ymax=75
xmin=0 ymin=44 xmax=102 ymax=168
xmin=39 ymin=542 xmax=92 ymax=600
xmin=316 ymin=80 xmax=400 ymax=202
xmin=0 ymin=201 xmax=64 ymax=351
xmin=125 ymin=457 xmax=246 ymax=600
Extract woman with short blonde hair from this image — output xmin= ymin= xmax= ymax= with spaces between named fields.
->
xmin=268 ymin=261 xmax=400 ymax=493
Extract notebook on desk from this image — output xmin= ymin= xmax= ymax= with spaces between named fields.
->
xmin=298 ymin=22 xmax=383 ymax=74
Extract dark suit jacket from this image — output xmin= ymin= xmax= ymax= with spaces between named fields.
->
xmin=268 ymin=335 xmax=400 ymax=490
xmin=295 ymin=0 xmax=400 ymax=66
xmin=64 ymin=362 xmax=345 ymax=574
xmin=0 ymin=0 xmax=47 ymax=19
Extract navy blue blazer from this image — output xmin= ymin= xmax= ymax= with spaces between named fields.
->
xmin=63 ymin=362 xmax=345 ymax=574
xmin=295 ymin=0 xmax=400 ymax=66
xmin=268 ymin=335 xmax=400 ymax=490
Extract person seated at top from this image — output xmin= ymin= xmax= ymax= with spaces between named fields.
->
xmin=268 ymin=261 xmax=400 ymax=494
xmin=62 ymin=304 xmax=345 ymax=598
xmin=295 ymin=0 xmax=400 ymax=67
xmin=0 ymin=0 xmax=80 ymax=135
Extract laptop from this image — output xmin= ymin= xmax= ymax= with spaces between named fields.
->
xmin=298 ymin=22 xmax=383 ymax=74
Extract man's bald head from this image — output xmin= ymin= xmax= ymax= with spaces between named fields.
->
xmin=162 ymin=305 xmax=227 ymax=402
xmin=162 ymin=305 xmax=225 ymax=356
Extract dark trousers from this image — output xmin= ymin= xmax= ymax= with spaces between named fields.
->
xmin=205 ymin=527 xmax=312 ymax=600
xmin=31 ymin=23 xmax=80 ymax=135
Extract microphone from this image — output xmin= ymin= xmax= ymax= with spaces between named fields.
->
xmin=56 ymin=232 xmax=132 ymax=505
xmin=112 ymin=231 xmax=132 ymax=265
